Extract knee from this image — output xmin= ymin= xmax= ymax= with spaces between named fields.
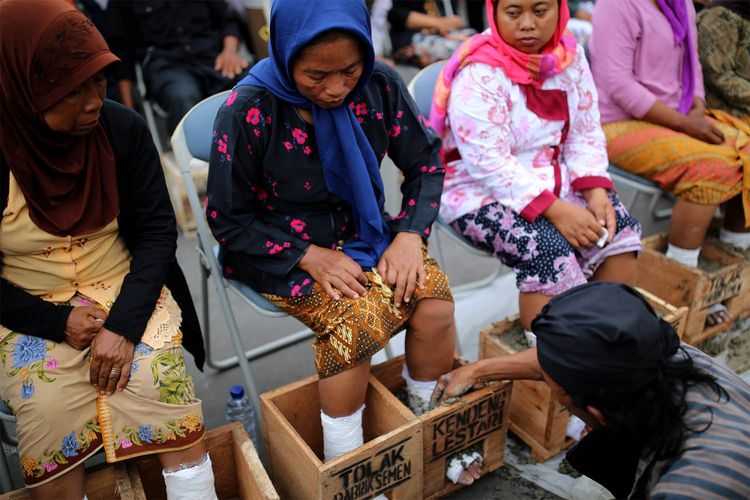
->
xmin=410 ymin=299 xmax=455 ymax=337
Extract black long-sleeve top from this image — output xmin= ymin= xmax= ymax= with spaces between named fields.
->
xmin=206 ymin=62 xmax=445 ymax=297
xmin=0 ymin=101 xmax=205 ymax=368
xmin=106 ymin=0 xmax=242 ymax=82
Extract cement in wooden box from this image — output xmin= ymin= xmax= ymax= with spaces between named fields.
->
xmin=0 ymin=463 xmax=139 ymax=500
xmin=127 ymin=422 xmax=279 ymax=500
xmin=160 ymin=152 xmax=207 ymax=236
xmin=479 ymin=315 xmax=573 ymax=462
xmin=637 ymin=234 xmax=749 ymax=345
xmin=371 ymin=355 xmax=512 ymax=499
xmin=261 ymin=374 xmax=422 ymax=500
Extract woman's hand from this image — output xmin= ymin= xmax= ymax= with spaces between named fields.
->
xmin=430 ymin=363 xmax=486 ymax=407
xmin=89 ymin=328 xmax=135 ymax=395
xmin=581 ymin=188 xmax=615 ymax=244
xmin=679 ymin=109 xmax=724 ymax=145
xmin=64 ymin=306 xmax=107 ymax=350
xmin=377 ymin=232 xmax=425 ymax=307
xmin=298 ymin=245 xmax=368 ymax=300
xmin=435 ymin=15 xmax=465 ymax=34
xmin=544 ymin=199 xmax=604 ymax=249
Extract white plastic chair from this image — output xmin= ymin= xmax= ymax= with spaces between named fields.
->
xmin=406 ymin=61 xmax=504 ymax=293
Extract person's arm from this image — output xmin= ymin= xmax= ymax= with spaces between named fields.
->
xmin=103 ymin=110 xmax=177 ymax=344
xmin=206 ymin=93 xmax=310 ymax=279
xmin=698 ymin=9 xmax=750 ymax=117
xmin=431 ymin=348 xmax=543 ymax=405
xmin=0 ymin=278 xmax=71 ymax=342
xmin=446 ymin=63 xmax=557 ymax=222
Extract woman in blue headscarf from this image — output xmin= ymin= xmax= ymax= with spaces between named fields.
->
xmin=206 ymin=0 xmax=467 ymax=479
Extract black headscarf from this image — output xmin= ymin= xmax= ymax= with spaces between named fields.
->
xmin=532 ymin=282 xmax=680 ymax=399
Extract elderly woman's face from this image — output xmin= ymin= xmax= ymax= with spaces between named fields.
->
xmin=291 ymin=36 xmax=364 ymax=109
xmin=43 ymin=72 xmax=106 ymax=135
xmin=495 ymin=0 xmax=559 ymax=54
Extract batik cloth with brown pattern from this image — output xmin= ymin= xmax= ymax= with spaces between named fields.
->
xmin=263 ymin=249 xmax=453 ymax=378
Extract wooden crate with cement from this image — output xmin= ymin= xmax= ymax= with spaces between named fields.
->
xmin=371 ymin=355 xmax=512 ymax=499
xmin=637 ymin=234 xmax=749 ymax=344
xmin=261 ymin=374 xmax=423 ymax=499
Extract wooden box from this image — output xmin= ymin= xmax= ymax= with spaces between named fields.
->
xmin=127 ymin=422 xmax=278 ymax=500
xmin=160 ymin=152 xmax=207 ymax=236
xmin=479 ymin=315 xmax=573 ymax=462
xmin=371 ymin=356 xmax=512 ymax=499
xmin=260 ymin=374 xmax=423 ymax=500
xmin=637 ymin=287 xmax=689 ymax=338
xmin=637 ymin=234 xmax=749 ymax=344
xmin=0 ymin=462 xmax=139 ymax=500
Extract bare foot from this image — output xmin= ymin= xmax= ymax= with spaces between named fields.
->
xmin=706 ymin=304 xmax=733 ymax=328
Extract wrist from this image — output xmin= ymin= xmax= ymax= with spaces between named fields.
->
xmin=542 ymin=199 xmax=564 ymax=221
xmin=222 ymin=36 xmax=240 ymax=53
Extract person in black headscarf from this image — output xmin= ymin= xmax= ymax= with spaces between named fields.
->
xmin=432 ymin=282 xmax=750 ymax=498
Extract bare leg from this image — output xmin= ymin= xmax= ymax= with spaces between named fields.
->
xmin=318 ymin=359 xmax=371 ymax=417
xmin=591 ymin=252 xmax=638 ymax=285
xmin=519 ymin=292 xmax=552 ymax=332
xmin=159 ymin=439 xmax=209 ymax=470
xmin=29 ymin=461 xmax=85 ymax=500
xmin=723 ymin=195 xmax=748 ymax=233
xmin=404 ymin=298 xmax=455 ymax=380
xmin=668 ymin=198 xmax=717 ymax=249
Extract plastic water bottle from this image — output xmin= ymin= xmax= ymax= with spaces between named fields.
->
xmin=225 ymin=385 xmax=258 ymax=445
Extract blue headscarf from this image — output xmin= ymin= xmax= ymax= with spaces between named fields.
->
xmin=238 ymin=0 xmax=389 ymax=268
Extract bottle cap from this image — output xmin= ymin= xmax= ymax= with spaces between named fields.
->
xmin=230 ymin=385 xmax=245 ymax=399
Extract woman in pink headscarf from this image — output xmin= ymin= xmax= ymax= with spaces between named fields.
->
xmin=431 ymin=0 xmax=641 ymax=335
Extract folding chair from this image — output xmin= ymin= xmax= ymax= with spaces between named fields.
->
xmin=407 ymin=60 xmax=504 ymax=293
xmin=171 ymin=92 xmax=318 ymax=452
xmin=135 ymin=63 xmax=166 ymax=154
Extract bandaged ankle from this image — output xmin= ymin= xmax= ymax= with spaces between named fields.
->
xmin=321 ymin=405 xmax=365 ymax=462
xmin=446 ymin=451 xmax=483 ymax=484
xmin=720 ymin=228 xmax=750 ymax=250
xmin=566 ymin=415 xmax=586 ymax=440
xmin=162 ymin=453 xmax=217 ymax=500
xmin=666 ymin=243 xmax=700 ymax=267
xmin=402 ymin=365 xmax=437 ymax=416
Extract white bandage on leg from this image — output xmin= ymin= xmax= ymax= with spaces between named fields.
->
xmin=720 ymin=228 xmax=750 ymax=251
xmin=321 ymin=405 xmax=365 ymax=462
xmin=402 ymin=364 xmax=437 ymax=416
xmin=524 ymin=330 xmax=537 ymax=347
xmin=162 ymin=453 xmax=217 ymax=500
xmin=666 ymin=243 xmax=700 ymax=268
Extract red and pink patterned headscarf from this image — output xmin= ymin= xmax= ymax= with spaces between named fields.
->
xmin=430 ymin=0 xmax=577 ymax=138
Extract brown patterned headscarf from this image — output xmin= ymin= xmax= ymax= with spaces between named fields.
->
xmin=0 ymin=0 xmax=120 ymax=236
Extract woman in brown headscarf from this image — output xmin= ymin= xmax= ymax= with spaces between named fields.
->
xmin=0 ymin=1 xmax=215 ymax=497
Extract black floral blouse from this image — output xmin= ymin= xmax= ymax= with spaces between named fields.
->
xmin=206 ymin=62 xmax=445 ymax=297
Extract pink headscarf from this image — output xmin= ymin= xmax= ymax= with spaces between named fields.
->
xmin=430 ymin=0 xmax=577 ymax=138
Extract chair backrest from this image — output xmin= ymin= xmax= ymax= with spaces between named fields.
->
xmin=407 ymin=60 xmax=447 ymax=117
xmin=181 ymin=90 xmax=232 ymax=162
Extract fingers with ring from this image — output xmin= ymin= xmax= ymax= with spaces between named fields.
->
xmin=109 ymin=367 xmax=122 ymax=377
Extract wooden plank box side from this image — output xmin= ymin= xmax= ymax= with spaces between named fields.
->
xmin=370 ymin=356 xmax=512 ymax=499
xmin=636 ymin=288 xmax=689 ymax=338
xmin=0 ymin=463 xmax=136 ymax=500
xmin=638 ymin=234 xmax=746 ymax=344
xmin=478 ymin=317 xmax=574 ymax=462
xmin=126 ymin=422 xmax=279 ymax=500
xmin=260 ymin=374 xmax=423 ymax=500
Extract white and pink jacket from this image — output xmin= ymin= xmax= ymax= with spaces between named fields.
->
xmin=439 ymin=48 xmax=613 ymax=224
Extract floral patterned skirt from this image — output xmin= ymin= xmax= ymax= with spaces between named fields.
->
xmin=263 ymin=250 xmax=453 ymax=379
xmin=0 ymin=294 xmax=204 ymax=487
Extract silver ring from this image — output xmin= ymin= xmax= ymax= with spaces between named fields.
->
xmin=109 ymin=368 xmax=122 ymax=377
